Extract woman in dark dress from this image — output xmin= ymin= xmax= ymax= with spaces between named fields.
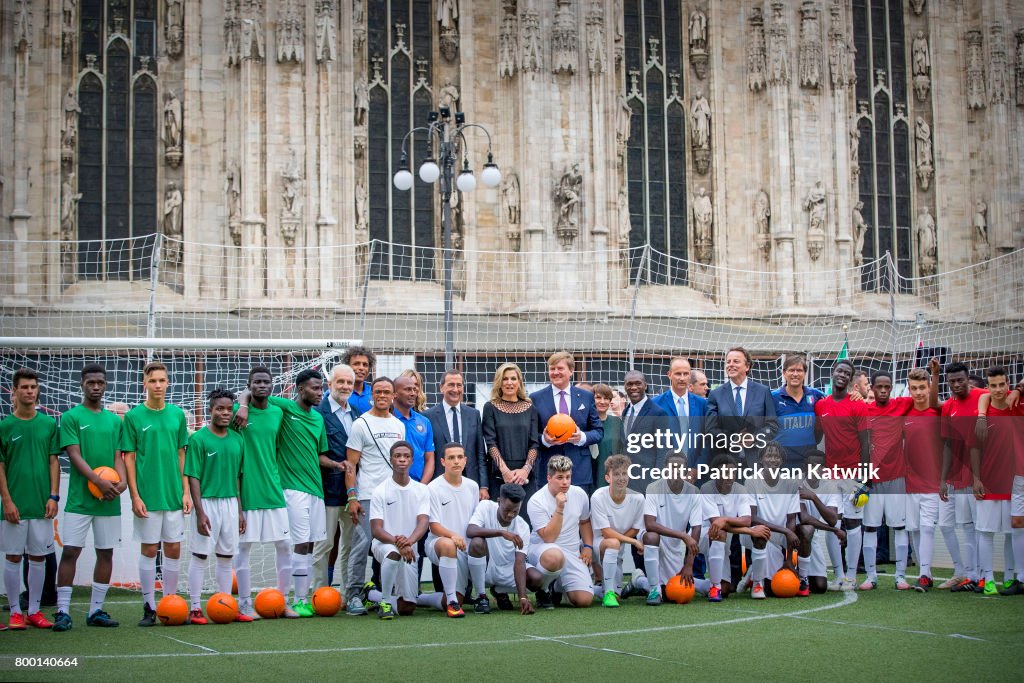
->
xmin=481 ymin=363 xmax=540 ymax=498
xmin=591 ymin=383 xmax=624 ymax=486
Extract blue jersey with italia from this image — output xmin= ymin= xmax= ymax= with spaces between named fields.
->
xmin=772 ymin=386 xmax=826 ymax=461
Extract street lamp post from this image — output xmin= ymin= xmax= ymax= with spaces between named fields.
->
xmin=394 ymin=108 xmax=501 ymax=369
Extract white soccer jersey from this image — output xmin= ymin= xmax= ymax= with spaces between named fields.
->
xmin=347 ymin=413 xmax=405 ymax=497
xmin=527 ymin=485 xmax=590 ymax=555
xmin=643 ymin=479 xmax=705 ymax=532
xmin=746 ymin=477 xmax=801 ymax=526
xmin=798 ymin=479 xmax=843 ymax=523
xmin=426 ymin=475 xmax=480 ymax=547
xmin=699 ymin=480 xmax=753 ymax=521
xmin=590 ymin=487 xmax=645 ymax=533
xmin=369 ymin=477 xmax=430 ymax=538
xmin=468 ymin=500 xmax=531 ymax=568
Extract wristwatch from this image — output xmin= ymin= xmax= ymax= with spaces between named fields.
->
xmin=49 ymin=494 xmax=60 ymax=502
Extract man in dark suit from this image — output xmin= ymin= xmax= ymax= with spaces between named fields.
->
xmin=312 ymin=363 xmax=361 ymax=589
xmin=424 ymin=369 xmax=488 ymax=498
xmin=653 ymin=357 xmax=710 ymax=469
xmin=706 ymin=346 xmax=778 ymax=466
xmin=622 ymin=370 xmax=671 ymax=472
xmin=530 ymin=351 xmax=603 ymax=494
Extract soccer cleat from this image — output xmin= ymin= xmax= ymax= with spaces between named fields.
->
xmin=234 ymin=611 xmax=255 ymax=622
xmin=359 ymin=581 xmax=378 ymax=610
xmin=950 ymin=578 xmax=977 ymax=593
xmin=377 ymin=601 xmax=394 ymax=620
xmin=238 ymin=600 xmax=260 ymax=621
xmin=839 ymin=579 xmax=856 ymax=592
xmin=973 ymin=579 xmax=986 ymax=594
xmin=707 ymin=585 xmax=723 ymax=602
xmin=998 ymin=579 xmax=1022 ymax=596
xmin=86 ymin=610 xmax=119 ymax=627
xmin=894 ymin=576 xmax=911 ymax=591
xmin=8 ymin=613 xmax=27 ymax=630
xmin=735 ymin=569 xmax=752 ymax=594
xmin=283 ymin=606 xmax=300 ymax=619
xmin=602 ymin=591 xmax=620 ymax=608
xmin=138 ymin=604 xmax=157 ymax=627
xmin=914 ymin=576 xmax=933 ymax=593
xmin=618 ymin=581 xmax=640 ymax=599
xmin=0 ymin=622 xmax=6 ymax=631
xmin=798 ymin=578 xmax=810 ymax=597
xmin=535 ymin=589 xmax=554 ymax=610
xmin=473 ymin=595 xmax=492 ymax=614
xmin=27 ymin=612 xmax=53 ymax=629
xmin=52 ymin=611 xmax=72 ymax=632
xmin=187 ymin=609 xmax=208 ymax=625
xmin=645 ymin=588 xmax=663 ymax=606
xmin=491 ymin=590 xmax=514 ymax=611
xmin=826 ymin=578 xmax=844 ymax=592
xmin=937 ymin=576 xmax=966 ymax=590
xmin=446 ymin=600 xmax=465 ymax=618
xmin=345 ymin=596 xmax=368 ymax=616
xmin=292 ymin=600 xmax=315 ymax=617
xmin=1002 ymin=579 xmax=1016 ymax=592
xmin=983 ymin=581 xmax=999 ymax=596
xmin=857 ymin=579 xmax=877 ymax=591
xmin=751 ymin=582 xmax=766 ymax=599
xmin=551 ymin=590 xmax=563 ymax=607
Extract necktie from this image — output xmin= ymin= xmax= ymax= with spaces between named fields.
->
xmin=735 ymin=386 xmax=744 ymax=415
xmin=626 ymin=405 xmax=635 ymax=434
xmin=451 ymin=406 xmax=461 ymax=443
xmin=558 ymin=390 xmax=569 ymax=415
xmin=677 ymin=396 xmax=689 ymax=439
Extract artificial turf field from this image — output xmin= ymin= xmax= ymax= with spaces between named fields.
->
xmin=0 ymin=577 xmax=1021 ymax=682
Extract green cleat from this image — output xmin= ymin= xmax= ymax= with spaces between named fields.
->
xmin=292 ymin=600 xmax=315 ymax=617
xmin=602 ymin=591 xmax=620 ymax=608
xmin=377 ymin=601 xmax=394 ymax=620
xmin=983 ymin=581 xmax=999 ymax=596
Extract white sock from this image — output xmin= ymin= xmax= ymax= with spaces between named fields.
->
xmin=292 ymin=552 xmax=310 ymax=602
xmin=960 ymin=523 xmax=977 ymax=581
xmin=367 ymin=588 xmax=384 ymax=602
xmin=26 ymin=560 xmax=44 ymax=615
xmin=234 ymin=544 xmax=252 ymax=602
xmin=439 ymin=555 xmax=459 ymax=604
xmin=940 ymin=525 xmax=963 ymax=576
xmin=416 ymin=592 xmax=444 ymax=610
xmin=4 ymin=559 xmax=22 ymax=615
xmin=601 ymin=548 xmax=619 ymax=595
xmin=862 ymin=529 xmax=878 ymax=581
xmin=894 ymin=529 xmax=909 ymax=577
xmin=90 ymin=582 xmax=109 ymax=615
xmin=162 ymin=556 xmax=181 ymax=597
xmin=216 ymin=556 xmax=234 ymax=594
xmin=751 ymin=546 xmax=767 ymax=582
xmin=693 ymin=577 xmax=711 ymax=595
xmin=978 ymin=531 xmax=995 ymax=583
xmin=631 ymin=570 xmax=650 ymax=592
xmin=798 ymin=554 xmax=810 ymax=580
xmin=381 ymin=557 xmax=400 ymax=602
xmin=541 ymin=567 xmax=561 ymax=590
xmin=275 ymin=541 xmax=291 ymax=596
xmin=845 ymin=526 xmax=862 ymax=580
xmin=468 ymin=555 xmax=487 ymax=597
xmin=56 ymin=585 xmax=73 ymax=614
xmin=139 ymin=555 xmax=157 ymax=610
xmin=643 ymin=545 xmax=661 ymax=594
xmin=826 ymin=532 xmax=844 ymax=580
xmin=918 ymin=526 xmax=935 ymax=577
xmin=1013 ymin=528 xmax=1024 ymax=582
xmin=1003 ymin=533 xmax=1015 ymax=582
xmin=188 ymin=556 xmax=208 ymax=610
xmin=708 ymin=540 xmax=726 ymax=587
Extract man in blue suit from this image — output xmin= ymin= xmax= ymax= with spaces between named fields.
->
xmin=652 ymin=357 xmax=710 ymax=469
xmin=424 ymin=370 xmax=488 ymax=496
xmin=312 ymin=363 xmax=361 ymax=589
xmin=706 ymin=347 xmax=778 ymax=466
xmin=530 ymin=351 xmax=603 ymax=494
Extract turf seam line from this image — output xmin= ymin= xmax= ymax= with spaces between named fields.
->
xmin=521 ymin=634 xmax=668 ymax=662
xmin=156 ymin=632 xmax=221 ymax=654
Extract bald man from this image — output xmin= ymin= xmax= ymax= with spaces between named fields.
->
xmin=653 ymin=358 xmax=710 ymax=468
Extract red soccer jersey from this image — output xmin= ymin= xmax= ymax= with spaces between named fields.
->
xmin=1016 ymin=403 xmax=1024 ymax=477
xmin=940 ymin=387 xmax=985 ymax=490
xmin=903 ymin=406 xmax=942 ymax=494
xmin=979 ymin=405 xmax=1015 ymax=500
xmin=815 ymin=394 xmax=869 ymax=470
xmin=867 ymin=396 xmax=914 ymax=482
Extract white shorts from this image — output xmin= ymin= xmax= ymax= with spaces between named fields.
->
xmin=975 ymin=499 xmax=1011 ymax=533
xmin=839 ymin=480 xmax=863 ymax=519
xmin=805 ymin=531 xmax=828 ymax=578
xmin=639 ymin=530 xmax=691 ymax=584
xmin=133 ymin=509 xmax=185 ymax=545
xmin=190 ymin=498 xmax=240 ymax=556
xmin=61 ymin=513 xmax=121 ymax=550
xmin=527 ymin=542 xmax=592 ymax=593
xmin=426 ymin=540 xmax=469 ymax=594
xmin=2 ymin=519 xmax=54 ymax=556
xmin=863 ymin=479 xmax=907 ymax=527
xmin=905 ymin=493 xmax=939 ymax=531
xmin=952 ymin=489 xmax=977 ymax=525
xmin=370 ymin=542 xmax=419 ymax=601
xmin=284 ymin=489 xmax=327 ymax=544
xmin=240 ymin=507 xmax=290 ymax=543
xmin=485 ymin=556 xmax=520 ymax=594
xmin=1011 ymin=476 xmax=1024 ymax=518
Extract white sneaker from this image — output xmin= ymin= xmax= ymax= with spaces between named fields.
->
xmin=239 ymin=599 xmax=261 ymax=620
xmin=894 ymin=576 xmax=911 ymax=591
xmin=937 ymin=576 xmax=966 ymax=590
xmin=751 ymin=582 xmax=766 ymax=599
xmin=839 ymin=578 xmax=856 ymax=592
xmin=827 ymin=578 xmax=845 ymax=592
xmin=736 ymin=568 xmax=753 ymax=594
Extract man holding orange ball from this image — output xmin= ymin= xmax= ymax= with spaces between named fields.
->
xmin=530 ymin=352 xmax=603 ymax=495
xmin=54 ymin=364 xmax=128 ymax=631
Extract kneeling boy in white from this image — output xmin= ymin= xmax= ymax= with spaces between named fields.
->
xmin=590 ymin=455 xmax=644 ymax=607
xmin=798 ymin=450 xmax=846 ymax=595
xmin=745 ymin=442 xmax=801 ymax=599
xmin=420 ymin=443 xmax=479 ymax=618
xmin=369 ymin=441 xmax=430 ymax=619
xmin=466 ymin=483 xmax=538 ymax=615
xmin=185 ymin=389 xmax=248 ymax=624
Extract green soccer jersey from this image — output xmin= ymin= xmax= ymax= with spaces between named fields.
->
xmin=0 ymin=412 xmax=61 ymax=520
xmin=60 ymin=405 xmax=123 ymax=516
xmin=269 ymin=396 xmax=326 ymax=498
xmin=184 ymin=427 xmax=244 ymax=500
xmin=233 ymin=403 xmax=286 ymax=511
xmin=120 ymin=403 xmax=188 ymax=512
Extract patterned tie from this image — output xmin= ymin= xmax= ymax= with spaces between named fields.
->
xmin=677 ymin=396 xmax=688 ymax=438
xmin=735 ymin=385 xmax=744 ymax=415
xmin=558 ymin=390 xmax=569 ymax=415
xmin=451 ymin=405 xmax=461 ymax=443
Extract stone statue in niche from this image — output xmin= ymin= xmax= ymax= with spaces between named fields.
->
xmin=438 ymin=79 xmax=460 ymax=111
xmin=225 ymin=162 xmax=241 ymax=220
xmin=586 ymin=3 xmax=605 ymax=75
xmin=917 ymin=207 xmax=936 ymax=276
xmin=551 ymin=0 xmax=577 ymax=75
xmin=352 ymin=0 xmax=365 ymax=47
xmin=690 ymin=91 xmax=711 ymax=174
xmin=688 ymin=7 xmax=708 ymax=79
xmin=277 ymin=0 xmax=305 ymax=63
xmin=520 ymin=8 xmax=543 ymax=73
xmin=973 ymin=199 xmax=988 ymax=246
xmin=915 ymin=117 xmax=933 ymax=191
xmin=767 ymin=1 xmax=790 ymax=86
xmin=618 ymin=188 xmax=632 ymax=249
xmin=910 ymin=0 xmax=925 ymax=15
xmin=798 ymin=1 xmax=822 ymax=89
xmin=988 ymin=24 xmax=1008 ymax=105
xmin=554 ymin=164 xmax=582 ymax=247
xmin=692 ymin=187 xmax=713 ymax=264
xmin=503 ymin=173 xmax=520 ymax=225
xmin=60 ymin=173 xmax=81 ymax=242
xmin=61 ymin=89 xmax=80 ymax=153
xmin=281 ymin=150 xmax=302 ymax=219
xmin=850 ymin=127 xmax=860 ymax=179
xmin=827 ymin=2 xmax=849 ymax=89
xmin=747 ymin=7 xmax=767 ymax=92
xmin=616 ymin=94 xmax=632 ymax=155
xmin=62 ymin=0 xmax=76 ymax=55
xmin=852 ymin=201 xmax=867 ymax=266
xmin=498 ymin=1 xmax=518 ymax=79
xmin=354 ymin=80 xmax=369 ymax=126
xmin=912 ymin=31 xmax=931 ymax=102
xmin=804 ymin=181 xmax=827 ymax=261
xmin=355 ymin=180 xmax=368 ymax=239
xmin=166 ymin=0 xmax=183 ymax=59
xmin=755 ymin=189 xmax=771 ymax=260
xmin=966 ymin=30 xmax=986 ymax=110
xmin=314 ymin=0 xmax=337 ymax=63
xmin=163 ymin=182 xmax=184 ymax=263
xmin=163 ymin=91 xmax=183 ymax=167
xmin=240 ymin=15 xmax=265 ymax=61
xmin=437 ymin=0 xmax=459 ymax=61
xmin=224 ymin=0 xmax=241 ymax=66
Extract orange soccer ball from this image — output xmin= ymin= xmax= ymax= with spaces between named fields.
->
xmin=545 ymin=413 xmax=576 ymax=444
xmin=771 ymin=568 xmax=800 ymax=598
xmin=664 ymin=575 xmax=696 ymax=604
xmin=311 ymin=586 xmax=343 ymax=617
xmin=87 ymin=466 xmax=121 ymax=499
xmin=254 ymin=588 xmax=287 ymax=619
xmin=206 ymin=592 xmax=238 ymax=624
xmin=156 ymin=594 xmax=189 ymax=626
